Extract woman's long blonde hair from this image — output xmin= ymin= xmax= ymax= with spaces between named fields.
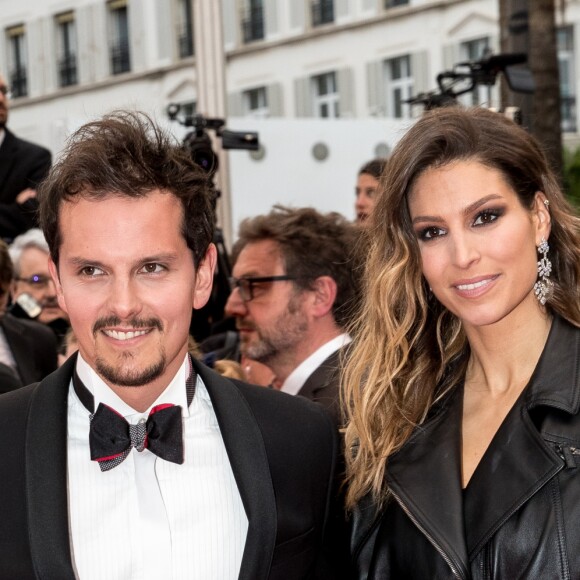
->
xmin=343 ymin=107 xmax=580 ymax=510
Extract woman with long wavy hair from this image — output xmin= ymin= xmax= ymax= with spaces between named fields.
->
xmin=344 ymin=106 xmax=580 ymax=579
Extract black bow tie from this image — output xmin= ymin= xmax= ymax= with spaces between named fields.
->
xmin=73 ymin=359 xmax=196 ymax=472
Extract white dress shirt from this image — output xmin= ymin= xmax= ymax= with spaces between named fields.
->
xmin=281 ymin=333 xmax=351 ymax=396
xmin=67 ymin=354 xmax=248 ymax=580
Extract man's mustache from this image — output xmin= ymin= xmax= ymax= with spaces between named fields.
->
xmin=93 ymin=316 xmax=163 ymax=335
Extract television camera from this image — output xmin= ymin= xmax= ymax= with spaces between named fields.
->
xmin=166 ymin=104 xmax=260 ymax=342
xmin=405 ymin=52 xmax=534 ymax=119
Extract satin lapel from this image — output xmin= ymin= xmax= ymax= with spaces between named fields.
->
xmin=386 ymin=388 xmax=470 ymax=580
xmin=26 ymin=355 xmax=77 ymax=579
xmin=195 ymin=362 xmax=277 ymax=580
xmin=0 ymin=315 xmax=32 ymax=384
xmin=299 ymin=349 xmax=340 ymax=400
xmin=0 ymin=130 xmax=17 ymax=193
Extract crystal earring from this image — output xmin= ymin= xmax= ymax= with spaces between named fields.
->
xmin=534 ymin=238 xmax=552 ymax=305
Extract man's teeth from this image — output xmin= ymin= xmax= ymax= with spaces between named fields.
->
xmin=104 ymin=329 xmax=149 ymax=341
xmin=457 ymin=279 xmax=491 ymax=291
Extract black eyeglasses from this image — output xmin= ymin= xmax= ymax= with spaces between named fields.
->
xmin=0 ymin=85 xmax=11 ymax=99
xmin=15 ymin=274 xmax=52 ymax=288
xmin=229 ymin=275 xmax=297 ymax=302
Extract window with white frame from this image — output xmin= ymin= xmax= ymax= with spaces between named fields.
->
xmin=385 ymin=55 xmax=413 ymax=119
xmin=6 ymin=25 xmax=27 ymax=98
xmin=459 ymin=37 xmax=490 ymax=106
xmin=55 ymin=12 xmax=77 ymax=87
xmin=243 ymin=87 xmax=268 ymax=118
xmin=177 ymin=0 xmax=194 ymax=58
xmin=558 ymin=26 xmax=576 ymax=133
xmin=108 ymin=0 xmax=131 ymax=75
xmin=242 ymin=0 xmax=264 ymax=43
xmin=312 ymin=72 xmax=339 ymax=118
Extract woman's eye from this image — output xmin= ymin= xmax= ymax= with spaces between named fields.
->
xmin=473 ymin=209 xmax=502 ymax=226
xmin=419 ymin=226 xmax=445 ymax=241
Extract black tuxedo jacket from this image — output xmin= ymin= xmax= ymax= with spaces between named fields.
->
xmin=0 ymin=128 xmax=51 ymax=239
xmin=298 ymin=348 xmax=345 ymax=426
xmin=0 ymin=355 xmax=348 ymax=579
xmin=0 ymin=313 xmax=58 ymax=385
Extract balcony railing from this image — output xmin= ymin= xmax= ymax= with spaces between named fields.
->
xmin=385 ymin=0 xmax=409 ymax=8
xmin=10 ymin=67 xmax=27 ymax=98
xmin=58 ymin=54 xmax=77 ymax=87
xmin=312 ymin=0 xmax=334 ymax=26
xmin=179 ymin=31 xmax=194 ymax=58
xmin=242 ymin=6 xmax=264 ymax=43
xmin=111 ymin=43 xmax=131 ymax=75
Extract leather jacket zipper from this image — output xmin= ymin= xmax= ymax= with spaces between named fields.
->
xmin=556 ymin=444 xmax=580 ymax=469
xmin=390 ymin=488 xmax=465 ymax=579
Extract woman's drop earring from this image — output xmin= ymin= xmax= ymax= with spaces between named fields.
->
xmin=534 ymin=238 xmax=552 ymax=305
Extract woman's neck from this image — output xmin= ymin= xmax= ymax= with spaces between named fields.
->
xmin=463 ymin=306 xmax=552 ymax=398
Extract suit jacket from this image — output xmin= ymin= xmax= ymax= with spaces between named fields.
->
xmin=0 ymin=128 xmax=51 ymax=239
xmin=0 ymin=355 xmax=348 ymax=579
xmin=0 ymin=313 xmax=58 ymax=385
xmin=0 ymin=361 xmax=22 ymax=393
xmin=298 ymin=347 xmax=345 ymax=425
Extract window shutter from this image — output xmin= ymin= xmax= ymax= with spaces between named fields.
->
xmin=294 ymin=76 xmax=313 ymax=117
xmin=366 ymin=60 xmax=385 ymax=116
xmin=228 ymin=91 xmax=244 ymax=117
xmin=338 ymin=67 xmax=355 ymax=117
xmin=267 ymin=83 xmax=284 ymax=116
xmin=412 ymin=50 xmax=430 ymax=95
xmin=265 ymin=0 xmax=279 ymax=36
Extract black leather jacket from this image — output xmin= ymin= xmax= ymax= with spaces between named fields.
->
xmin=351 ymin=315 xmax=580 ymax=579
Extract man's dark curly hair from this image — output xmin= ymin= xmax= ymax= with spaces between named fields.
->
xmin=38 ymin=110 xmax=215 ymax=268
xmin=232 ymin=205 xmax=362 ymax=329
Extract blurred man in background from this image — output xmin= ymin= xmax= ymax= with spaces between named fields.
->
xmin=0 ymin=73 xmax=51 ymax=240
xmin=225 ymin=206 xmax=361 ymax=423
xmin=355 ymin=158 xmax=387 ymax=226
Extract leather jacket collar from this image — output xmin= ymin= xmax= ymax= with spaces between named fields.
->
xmin=352 ymin=315 xmax=580 ymax=580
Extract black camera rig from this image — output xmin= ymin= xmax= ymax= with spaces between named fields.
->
xmin=406 ymin=52 xmax=534 ymax=113
xmin=166 ymin=103 xmax=259 ymax=175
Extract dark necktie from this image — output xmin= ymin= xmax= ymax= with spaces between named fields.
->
xmin=73 ymin=358 xmax=196 ymax=472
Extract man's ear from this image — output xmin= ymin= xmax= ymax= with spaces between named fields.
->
xmin=309 ymin=275 xmax=337 ymax=319
xmin=48 ymin=258 xmax=68 ymax=314
xmin=533 ymin=191 xmax=552 ymax=244
xmin=193 ymin=243 xmax=217 ymax=310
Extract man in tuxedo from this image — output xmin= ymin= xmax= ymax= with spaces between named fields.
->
xmin=0 ymin=72 xmax=51 ymax=240
xmin=0 ymin=112 xmax=347 ymax=579
xmin=225 ymin=206 xmax=361 ymax=423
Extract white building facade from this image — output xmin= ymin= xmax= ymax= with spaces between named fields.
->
xmin=0 ymin=0 xmax=576 ymax=236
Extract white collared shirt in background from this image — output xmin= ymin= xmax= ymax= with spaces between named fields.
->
xmin=67 ymin=353 xmax=248 ymax=580
xmin=281 ymin=332 xmax=351 ymax=396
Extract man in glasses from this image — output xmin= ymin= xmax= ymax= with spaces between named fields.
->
xmin=0 ymin=72 xmax=52 ymax=240
xmin=0 ymin=238 xmax=57 ymax=385
xmin=225 ymin=206 xmax=360 ymax=423
xmin=8 ymin=228 xmax=69 ymax=349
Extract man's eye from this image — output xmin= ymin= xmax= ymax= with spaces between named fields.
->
xmin=80 ymin=266 xmax=104 ymax=276
xmin=140 ymin=263 xmax=165 ymax=274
